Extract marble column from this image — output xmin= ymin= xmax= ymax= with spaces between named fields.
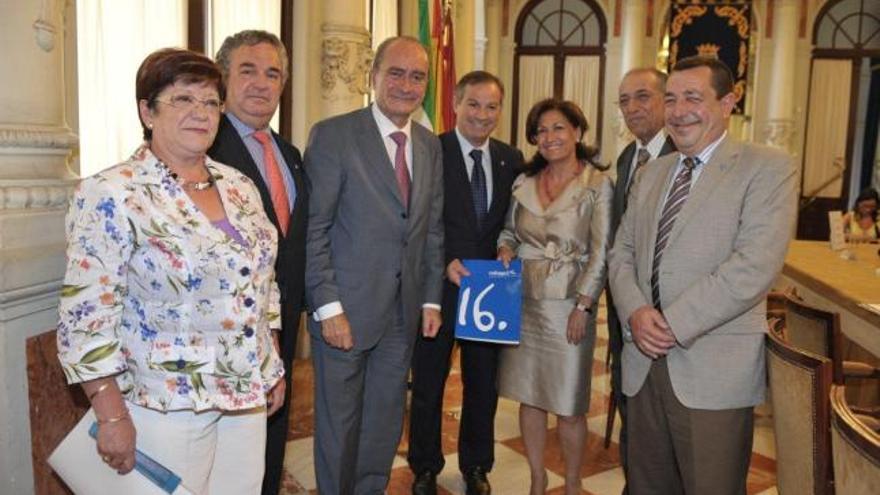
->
xmin=608 ymin=1 xmax=647 ymax=158
xmin=618 ymin=0 xmax=646 ymax=75
xmin=321 ymin=1 xmax=372 ymax=118
xmin=0 ymin=0 xmax=78 ymax=493
xmin=758 ymin=0 xmax=798 ymax=151
xmin=484 ymin=0 xmax=501 ymax=77
xmin=474 ymin=0 xmax=487 ymax=70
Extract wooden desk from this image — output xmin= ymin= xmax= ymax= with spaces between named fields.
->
xmin=778 ymin=240 xmax=880 ymax=356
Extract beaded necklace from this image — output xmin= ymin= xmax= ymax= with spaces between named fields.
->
xmin=158 ymin=160 xmax=216 ymax=191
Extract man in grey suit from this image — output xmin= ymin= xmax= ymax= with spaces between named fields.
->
xmin=304 ymin=36 xmax=444 ymax=494
xmin=608 ymin=56 xmax=797 ymax=494
xmin=607 ymin=67 xmax=675 ymax=487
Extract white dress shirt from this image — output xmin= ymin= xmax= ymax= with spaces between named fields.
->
xmin=454 ymin=128 xmax=493 ymax=206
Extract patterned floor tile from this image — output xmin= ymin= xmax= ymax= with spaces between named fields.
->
xmin=279 ymin=303 xmax=778 ymax=495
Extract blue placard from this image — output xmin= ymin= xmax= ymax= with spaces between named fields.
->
xmin=454 ymin=259 xmax=522 ymax=344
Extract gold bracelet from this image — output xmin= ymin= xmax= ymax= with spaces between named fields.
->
xmin=96 ymin=409 xmax=130 ymax=425
xmin=87 ymin=382 xmax=112 ymax=402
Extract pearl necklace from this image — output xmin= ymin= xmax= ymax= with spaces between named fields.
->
xmin=158 ymin=160 xmax=217 ymax=191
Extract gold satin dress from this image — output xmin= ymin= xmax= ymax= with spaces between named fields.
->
xmin=496 ymin=166 xmax=613 ymax=416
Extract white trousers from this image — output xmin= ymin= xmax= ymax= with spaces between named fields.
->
xmin=128 ymin=403 xmax=267 ymax=495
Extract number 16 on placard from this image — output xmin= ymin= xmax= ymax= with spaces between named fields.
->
xmin=457 ymin=283 xmax=510 ymax=333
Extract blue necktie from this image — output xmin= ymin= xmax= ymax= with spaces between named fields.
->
xmin=469 ymin=149 xmax=487 ymax=228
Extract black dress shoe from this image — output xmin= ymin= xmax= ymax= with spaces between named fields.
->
xmin=412 ymin=469 xmax=437 ymax=495
xmin=463 ymin=467 xmax=491 ymax=495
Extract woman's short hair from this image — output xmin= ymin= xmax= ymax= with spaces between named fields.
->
xmin=135 ymin=48 xmax=224 ymax=140
xmin=524 ymin=98 xmax=601 ymax=176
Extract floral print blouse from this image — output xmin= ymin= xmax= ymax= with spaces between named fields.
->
xmin=57 ymin=144 xmax=284 ymax=412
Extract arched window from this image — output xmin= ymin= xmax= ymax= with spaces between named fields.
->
xmin=512 ymin=0 xmax=607 ymax=152
xmin=814 ymin=0 xmax=880 ymax=50
xmin=798 ymin=0 xmax=880 ymax=239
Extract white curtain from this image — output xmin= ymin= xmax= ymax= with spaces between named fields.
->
xmin=77 ymin=0 xmax=187 ymax=177
xmin=563 ymin=56 xmax=601 ymax=146
xmin=517 ymin=56 xmax=554 ymax=159
xmin=209 ymin=0 xmax=282 ymax=130
xmin=803 ymin=58 xmax=852 ymax=198
xmin=209 ymin=0 xmax=281 ymax=57
xmin=371 ymin=0 xmax=398 ymax=51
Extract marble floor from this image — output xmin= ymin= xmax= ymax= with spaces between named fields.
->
xmin=279 ymin=298 xmax=779 ymax=494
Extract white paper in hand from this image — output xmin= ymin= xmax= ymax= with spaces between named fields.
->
xmin=48 ymin=408 xmax=193 ymax=494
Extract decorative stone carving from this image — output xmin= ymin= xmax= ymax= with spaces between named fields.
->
xmin=0 ymin=126 xmax=78 ymax=150
xmin=33 ymin=0 xmax=63 ymax=52
xmin=0 ymin=180 xmax=77 ymax=210
xmin=321 ymin=24 xmax=373 ymax=100
xmin=758 ymin=118 xmax=795 ymax=151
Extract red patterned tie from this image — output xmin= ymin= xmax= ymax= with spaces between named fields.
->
xmin=389 ymin=131 xmax=411 ymax=208
xmin=253 ymin=131 xmax=290 ymax=235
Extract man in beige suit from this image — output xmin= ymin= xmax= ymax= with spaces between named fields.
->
xmin=608 ymin=56 xmax=797 ymax=494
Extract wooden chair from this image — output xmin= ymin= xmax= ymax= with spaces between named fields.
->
xmin=782 ymin=294 xmax=880 ymax=384
xmin=766 ymin=324 xmax=834 ymax=495
xmin=829 ymin=385 xmax=880 ymax=494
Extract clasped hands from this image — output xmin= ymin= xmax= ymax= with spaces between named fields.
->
xmin=628 ymin=305 xmax=677 ymax=359
xmin=321 ymin=307 xmax=441 ymax=351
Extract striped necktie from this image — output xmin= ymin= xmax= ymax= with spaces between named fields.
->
xmin=651 ymin=157 xmax=698 ymax=309
xmin=625 ymin=148 xmax=652 ymax=202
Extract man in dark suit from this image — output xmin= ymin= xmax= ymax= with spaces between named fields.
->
xmin=208 ymin=30 xmax=307 ymax=495
xmin=304 ymin=36 xmax=444 ymax=494
xmin=408 ymin=71 xmax=523 ymax=495
xmin=608 ymin=67 xmax=675 ymax=488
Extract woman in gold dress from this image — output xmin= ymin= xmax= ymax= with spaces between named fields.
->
xmin=497 ymin=98 xmax=612 ymax=495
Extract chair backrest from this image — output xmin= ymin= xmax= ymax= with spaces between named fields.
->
xmin=829 ymin=385 xmax=880 ymax=494
xmin=766 ymin=327 xmax=834 ymax=495
xmin=783 ymin=294 xmax=844 ymax=383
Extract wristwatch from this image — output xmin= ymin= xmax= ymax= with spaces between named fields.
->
xmin=575 ymin=301 xmax=592 ymax=313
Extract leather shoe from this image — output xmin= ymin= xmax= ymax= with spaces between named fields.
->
xmin=464 ymin=467 xmax=491 ymax=495
xmin=412 ymin=469 xmax=437 ymax=495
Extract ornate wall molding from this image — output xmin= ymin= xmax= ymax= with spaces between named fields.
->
xmin=0 ymin=179 xmax=77 ymax=210
xmin=321 ymin=24 xmax=373 ymax=100
xmin=0 ymin=126 xmax=78 ymax=150
xmin=758 ymin=118 xmax=796 ymax=151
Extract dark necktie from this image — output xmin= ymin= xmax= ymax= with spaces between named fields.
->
xmin=625 ymin=148 xmax=652 ymax=202
xmin=469 ymin=149 xmax=487 ymax=227
xmin=389 ymin=131 xmax=410 ymax=208
xmin=651 ymin=157 xmax=698 ymax=309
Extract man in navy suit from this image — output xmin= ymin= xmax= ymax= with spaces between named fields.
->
xmin=408 ymin=71 xmax=523 ymax=495
xmin=608 ymin=67 xmax=675 ymax=490
xmin=208 ymin=30 xmax=307 ymax=495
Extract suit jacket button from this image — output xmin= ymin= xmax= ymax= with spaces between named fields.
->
xmin=401 ymin=213 xmax=407 ymax=219
xmin=396 ymin=272 xmax=401 ymax=279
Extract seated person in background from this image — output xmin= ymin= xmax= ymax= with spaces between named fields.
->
xmin=842 ymin=187 xmax=879 ymax=241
